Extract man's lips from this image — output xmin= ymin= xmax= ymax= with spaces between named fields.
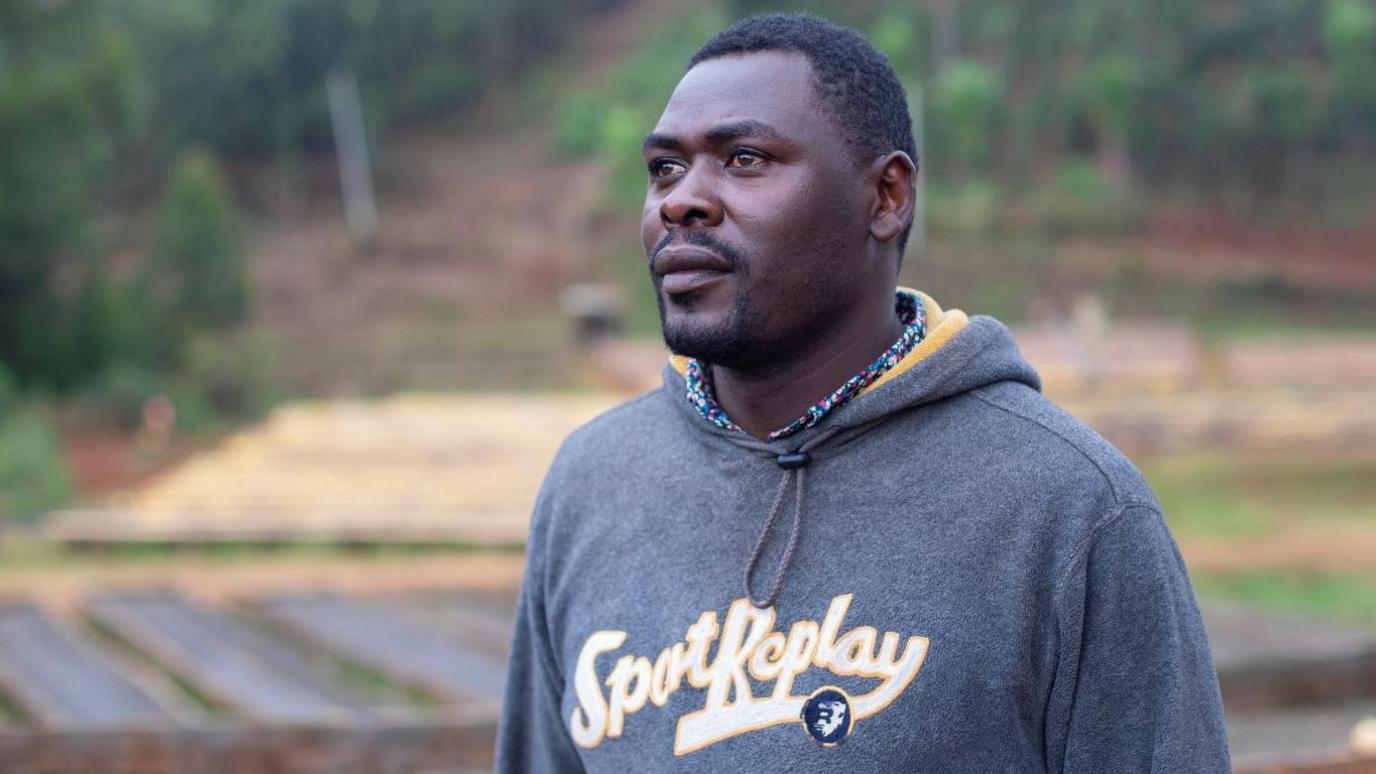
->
xmin=653 ymin=246 xmax=733 ymax=295
xmin=661 ymin=269 xmax=729 ymax=295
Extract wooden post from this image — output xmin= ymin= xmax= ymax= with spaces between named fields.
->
xmin=326 ymin=68 xmax=379 ymax=242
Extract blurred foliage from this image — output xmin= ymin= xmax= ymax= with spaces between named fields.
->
xmin=1154 ymin=452 xmax=1376 ymax=623
xmin=551 ymin=6 xmax=729 ymax=206
xmin=0 ymin=365 xmax=16 ymax=416
xmin=1020 ymin=159 xmax=1141 ymax=236
xmin=931 ymin=60 xmax=1001 ymax=175
xmin=0 ymin=0 xmax=145 ymax=391
xmin=72 ymin=329 xmax=276 ymax=434
xmin=0 ymin=406 xmax=74 ymax=521
xmin=0 ymin=0 xmax=623 ymax=420
xmin=177 ymin=330 xmax=278 ymax=427
xmin=70 ymin=262 xmax=144 ymax=376
xmin=1324 ymin=0 xmax=1376 ymax=109
xmin=559 ymin=0 xmax=1376 ymax=239
xmin=1194 ymin=571 xmax=1376 ymax=624
xmin=144 ymin=149 xmax=250 ymax=343
xmin=1152 ymin=452 xmax=1376 ymax=539
xmin=551 ymin=94 xmax=610 ymax=158
xmin=103 ymin=0 xmax=625 ymax=159
xmin=2 ymin=0 xmax=1374 ymax=419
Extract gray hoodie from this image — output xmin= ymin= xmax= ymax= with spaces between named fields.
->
xmin=497 ymin=293 xmax=1230 ymax=772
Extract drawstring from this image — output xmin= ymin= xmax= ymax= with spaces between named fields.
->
xmin=742 ymin=427 xmax=846 ymax=609
xmin=743 ymin=462 xmax=807 ymax=609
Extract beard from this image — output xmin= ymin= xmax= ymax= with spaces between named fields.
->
xmin=647 ymin=227 xmax=854 ymax=376
xmin=648 ymin=231 xmax=763 ymax=369
xmin=656 ymin=282 xmax=760 ymax=368
xmin=657 ymin=286 xmax=831 ymax=378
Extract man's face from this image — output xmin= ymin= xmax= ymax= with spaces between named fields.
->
xmin=641 ymin=51 xmax=875 ymax=371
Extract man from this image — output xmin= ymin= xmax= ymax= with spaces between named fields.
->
xmin=498 ymin=13 xmax=1229 ymax=773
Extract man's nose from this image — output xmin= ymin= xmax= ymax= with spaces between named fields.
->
xmin=659 ymin=167 xmax=723 ymax=228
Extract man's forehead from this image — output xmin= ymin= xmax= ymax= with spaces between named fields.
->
xmin=652 ymin=50 xmax=819 ymax=138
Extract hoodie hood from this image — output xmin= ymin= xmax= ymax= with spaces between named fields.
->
xmin=659 ymin=289 xmax=1042 ymax=608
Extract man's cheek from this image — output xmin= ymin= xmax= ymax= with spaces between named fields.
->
xmin=641 ymin=205 xmax=666 ymax=252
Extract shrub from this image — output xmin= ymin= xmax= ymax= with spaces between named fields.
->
xmin=0 ymin=407 xmax=73 ymax=522
xmin=179 ymin=330 xmax=277 ymax=427
xmin=73 ymin=330 xmax=276 ymax=434
xmin=144 ymin=148 xmax=251 ymax=342
xmin=1009 ymin=158 xmax=1141 ymax=237
xmin=0 ymin=365 xmax=16 ymax=416
xmin=931 ymin=60 xmax=1002 ymax=176
xmin=71 ymin=262 xmax=147 ymax=376
xmin=552 ymin=94 xmax=612 ymax=158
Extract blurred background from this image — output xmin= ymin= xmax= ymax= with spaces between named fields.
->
xmin=1 ymin=0 xmax=1374 ymax=771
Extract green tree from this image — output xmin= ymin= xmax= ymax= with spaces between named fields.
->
xmin=144 ymin=148 xmax=250 ymax=345
xmin=1324 ymin=0 xmax=1376 ymax=104
xmin=105 ymin=0 xmax=628 ymax=160
xmin=1248 ymin=66 xmax=1319 ymax=190
xmin=932 ymin=60 xmax=1002 ymax=177
xmin=1080 ymin=54 xmax=1140 ymax=190
xmin=0 ymin=408 xmax=74 ymax=520
xmin=71 ymin=262 xmax=146 ymax=375
xmin=871 ymin=12 xmax=923 ymax=78
xmin=1323 ymin=0 xmax=1376 ymax=156
xmin=0 ymin=0 xmax=145 ymax=389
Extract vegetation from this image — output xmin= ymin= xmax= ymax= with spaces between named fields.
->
xmin=0 ymin=406 xmax=73 ymax=522
xmin=0 ymin=0 xmax=144 ymax=392
xmin=102 ymin=0 xmax=623 ymax=161
xmin=558 ymin=0 xmax=1376 ymax=235
xmin=0 ymin=0 xmax=630 ymax=517
xmin=2 ymin=0 xmax=1374 ymax=522
xmin=144 ymin=149 xmax=250 ymax=351
xmin=1193 ymin=571 xmax=1376 ymax=625
xmin=1 ymin=0 xmax=626 ymax=389
xmin=1147 ymin=452 xmax=1376 ymax=623
xmin=5 ymin=0 xmax=1372 ymax=396
xmin=1148 ymin=452 xmax=1376 ymax=540
xmin=541 ymin=0 xmax=1376 ymax=333
xmin=551 ymin=6 xmax=729 ymax=206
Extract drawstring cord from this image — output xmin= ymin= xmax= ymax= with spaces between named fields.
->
xmin=743 ymin=463 xmax=807 ymax=609
xmin=742 ymin=428 xmax=847 ymax=609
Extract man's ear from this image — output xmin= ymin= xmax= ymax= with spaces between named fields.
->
xmin=868 ymin=151 xmax=917 ymax=244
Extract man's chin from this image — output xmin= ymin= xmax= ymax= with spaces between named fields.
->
xmin=660 ymin=314 xmax=752 ymax=368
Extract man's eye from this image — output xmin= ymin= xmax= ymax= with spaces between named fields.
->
xmin=649 ymin=159 xmax=686 ymax=177
xmin=727 ymin=150 xmax=765 ymax=168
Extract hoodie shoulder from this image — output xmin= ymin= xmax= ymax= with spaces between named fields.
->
xmin=965 ymin=380 xmax=1157 ymax=509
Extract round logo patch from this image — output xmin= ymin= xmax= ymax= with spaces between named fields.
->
xmin=800 ymin=686 xmax=854 ymax=747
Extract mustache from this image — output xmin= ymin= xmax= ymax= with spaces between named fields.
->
xmin=652 ymin=231 xmax=746 ymax=272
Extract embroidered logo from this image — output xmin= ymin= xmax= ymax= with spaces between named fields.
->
xmin=567 ymin=593 xmax=930 ymax=755
xmin=801 ymin=686 xmax=853 ymax=746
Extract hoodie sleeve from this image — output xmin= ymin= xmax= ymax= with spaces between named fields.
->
xmin=1045 ymin=503 xmax=1230 ymax=773
xmin=494 ymin=482 xmax=585 ymax=773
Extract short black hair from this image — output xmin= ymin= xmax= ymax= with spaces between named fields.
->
xmin=689 ymin=13 xmax=917 ymax=252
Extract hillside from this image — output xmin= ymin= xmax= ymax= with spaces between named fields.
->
xmin=242 ymin=0 xmax=694 ymax=397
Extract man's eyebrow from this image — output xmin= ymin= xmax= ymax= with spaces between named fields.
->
xmin=703 ymin=119 xmax=782 ymax=145
xmin=641 ymin=132 xmax=683 ymax=154
xmin=641 ymin=120 xmax=784 ymax=154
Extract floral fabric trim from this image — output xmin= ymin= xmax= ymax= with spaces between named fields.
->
xmin=684 ymin=290 xmax=927 ymax=441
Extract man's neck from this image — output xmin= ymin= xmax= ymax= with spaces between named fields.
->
xmin=710 ymin=289 xmax=905 ymax=440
